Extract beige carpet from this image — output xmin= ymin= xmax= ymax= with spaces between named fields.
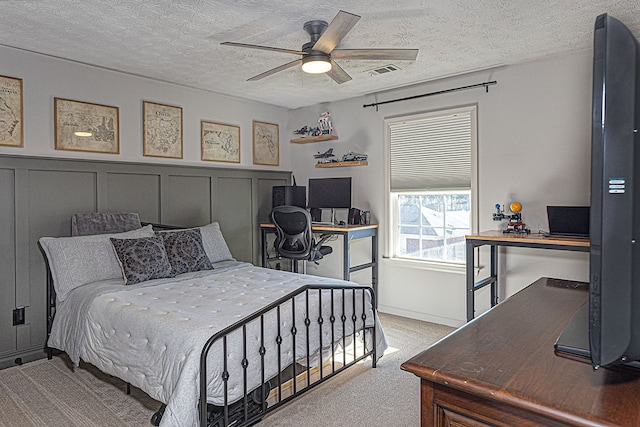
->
xmin=0 ymin=313 xmax=454 ymax=427
xmin=0 ymin=355 xmax=159 ymax=427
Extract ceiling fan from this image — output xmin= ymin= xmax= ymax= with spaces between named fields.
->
xmin=221 ymin=10 xmax=419 ymax=84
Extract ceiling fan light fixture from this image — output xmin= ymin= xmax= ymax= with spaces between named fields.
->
xmin=223 ymin=11 xmax=417 ymax=84
xmin=302 ymin=54 xmax=332 ymax=74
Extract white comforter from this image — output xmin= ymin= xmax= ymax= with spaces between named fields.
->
xmin=48 ymin=262 xmax=386 ymax=427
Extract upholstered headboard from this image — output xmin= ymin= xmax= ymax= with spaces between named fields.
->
xmin=71 ymin=212 xmax=142 ymax=236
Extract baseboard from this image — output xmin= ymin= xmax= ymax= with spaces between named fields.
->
xmin=378 ymin=305 xmax=464 ymax=328
xmin=0 ymin=348 xmax=48 ymax=370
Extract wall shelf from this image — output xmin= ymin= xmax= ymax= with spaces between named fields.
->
xmin=315 ymin=160 xmax=368 ymax=168
xmin=290 ymin=134 xmax=338 ymax=144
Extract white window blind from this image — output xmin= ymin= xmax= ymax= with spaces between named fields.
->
xmin=389 ymin=112 xmax=471 ymax=191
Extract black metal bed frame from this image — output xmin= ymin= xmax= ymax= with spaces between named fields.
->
xmin=45 ymin=264 xmax=55 ymax=361
xmin=198 ymin=283 xmax=376 ymax=427
xmin=43 ymin=224 xmax=378 ymax=427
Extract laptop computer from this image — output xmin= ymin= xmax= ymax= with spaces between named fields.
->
xmin=546 ymin=206 xmax=590 ymax=238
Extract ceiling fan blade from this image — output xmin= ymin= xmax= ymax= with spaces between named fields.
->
xmin=221 ymin=42 xmax=305 ymax=56
xmin=247 ymin=59 xmax=302 ymax=81
xmin=312 ymin=10 xmax=360 ymax=54
xmin=332 ymin=48 xmax=419 ymax=61
xmin=327 ymin=60 xmax=352 ymax=84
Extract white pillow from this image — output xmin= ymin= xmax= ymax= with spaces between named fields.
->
xmin=39 ymin=225 xmax=155 ymax=301
xmin=158 ymin=222 xmax=235 ymax=264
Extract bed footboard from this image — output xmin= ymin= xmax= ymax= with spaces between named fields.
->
xmin=199 ymin=284 xmax=377 ymax=427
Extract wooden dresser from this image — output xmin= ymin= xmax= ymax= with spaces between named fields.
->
xmin=401 ymin=277 xmax=640 ymax=426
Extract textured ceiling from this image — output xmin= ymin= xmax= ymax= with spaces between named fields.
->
xmin=1 ymin=0 xmax=639 ymax=109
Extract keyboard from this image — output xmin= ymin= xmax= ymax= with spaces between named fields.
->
xmin=312 ymin=221 xmax=336 ymax=226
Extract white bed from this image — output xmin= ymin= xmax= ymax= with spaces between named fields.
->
xmin=40 ymin=221 xmax=386 ymax=427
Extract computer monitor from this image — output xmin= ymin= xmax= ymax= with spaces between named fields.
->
xmin=307 ymin=177 xmax=352 ymax=209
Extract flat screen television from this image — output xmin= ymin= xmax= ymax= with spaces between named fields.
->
xmin=307 ymin=177 xmax=352 ymax=209
xmin=555 ymin=13 xmax=640 ymax=369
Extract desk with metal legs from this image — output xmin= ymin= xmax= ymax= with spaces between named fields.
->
xmin=465 ymin=231 xmax=590 ymax=322
xmin=260 ymin=223 xmax=378 ymax=299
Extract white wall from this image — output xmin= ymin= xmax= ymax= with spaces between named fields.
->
xmin=0 ymin=45 xmax=291 ymax=169
xmin=288 ymin=50 xmax=593 ymax=327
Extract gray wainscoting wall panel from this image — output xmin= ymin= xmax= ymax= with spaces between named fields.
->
xmin=0 ymin=169 xmax=16 ymax=356
xmin=0 ymin=154 xmax=291 ymax=368
xmin=106 ymin=172 xmax=161 ymax=223
xmin=25 ymin=168 xmax=97 ymax=362
xmin=216 ymin=176 xmax=253 ymax=262
xmin=28 ymin=169 xmax=98 ymax=238
xmin=166 ymin=174 xmax=212 ymax=227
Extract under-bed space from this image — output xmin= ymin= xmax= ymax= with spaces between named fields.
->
xmin=40 ymin=216 xmax=386 ymax=427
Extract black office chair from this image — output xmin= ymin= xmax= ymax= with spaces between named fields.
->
xmin=270 ymin=205 xmax=333 ymax=273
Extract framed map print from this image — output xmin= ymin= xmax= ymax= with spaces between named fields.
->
xmin=201 ymin=121 xmax=240 ymax=163
xmin=54 ymin=98 xmax=119 ymax=154
xmin=0 ymin=75 xmax=24 ymax=147
xmin=252 ymin=120 xmax=279 ymax=166
xmin=143 ymin=101 xmax=183 ymax=159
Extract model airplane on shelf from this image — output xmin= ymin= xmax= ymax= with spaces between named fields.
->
xmin=314 ymin=148 xmax=335 ymax=158
xmin=314 ymin=148 xmax=337 ymax=163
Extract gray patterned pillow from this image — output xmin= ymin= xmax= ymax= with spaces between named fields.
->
xmin=110 ymin=236 xmax=174 ymax=285
xmin=157 ymin=222 xmax=235 ymax=264
xmin=157 ymin=228 xmax=213 ymax=275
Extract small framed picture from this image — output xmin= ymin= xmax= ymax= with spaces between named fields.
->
xmin=54 ymin=97 xmax=119 ymax=154
xmin=252 ymin=120 xmax=279 ymax=166
xmin=201 ymin=121 xmax=240 ymax=163
xmin=143 ymin=101 xmax=183 ymax=158
xmin=0 ymin=74 xmax=23 ymax=147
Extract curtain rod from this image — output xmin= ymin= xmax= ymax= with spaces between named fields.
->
xmin=362 ymin=80 xmax=497 ymax=111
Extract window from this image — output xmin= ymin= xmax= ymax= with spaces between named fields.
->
xmin=386 ymin=106 xmax=477 ymax=265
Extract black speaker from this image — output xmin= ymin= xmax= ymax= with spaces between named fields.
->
xmin=272 ymin=186 xmax=306 ymax=209
xmin=348 ymin=208 xmax=362 ymax=225
xmin=310 ymin=207 xmax=322 ymax=222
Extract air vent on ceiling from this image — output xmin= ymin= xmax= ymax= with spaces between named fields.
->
xmin=365 ymin=64 xmax=401 ymax=75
